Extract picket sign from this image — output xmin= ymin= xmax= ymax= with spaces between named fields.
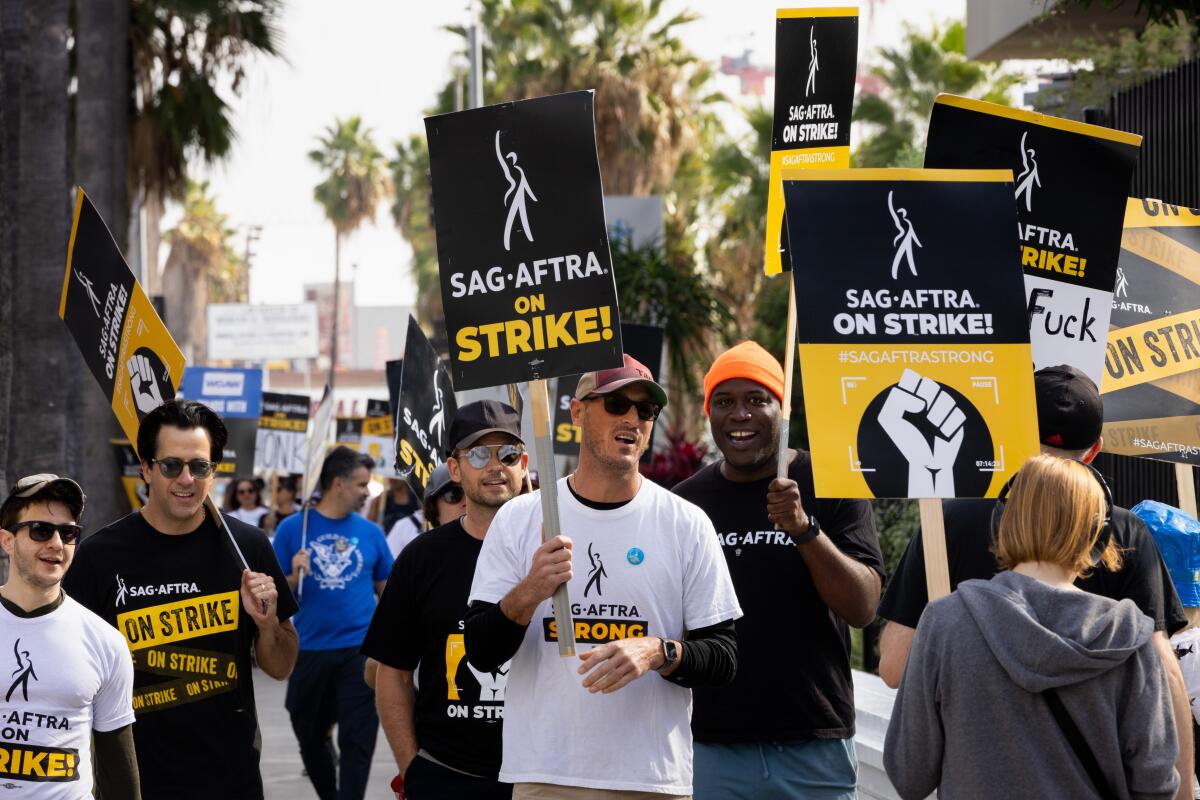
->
xmin=777 ymin=281 xmax=799 ymax=479
xmin=528 ymin=379 xmax=577 ymax=657
xmin=298 ymin=387 xmax=335 ymax=601
xmin=1176 ymin=464 xmax=1199 ymax=518
xmin=919 ymin=499 xmax=951 ymax=600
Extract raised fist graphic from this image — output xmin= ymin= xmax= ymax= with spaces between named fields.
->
xmin=127 ymin=353 xmax=164 ymax=415
xmin=877 ymin=369 xmax=965 ymax=497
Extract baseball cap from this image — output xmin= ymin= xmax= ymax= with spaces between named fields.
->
xmin=448 ymin=400 xmax=523 ymax=451
xmin=424 ymin=463 xmax=456 ymax=500
xmin=575 ymin=354 xmax=668 ymax=408
xmin=1 ymin=474 xmax=86 ymax=523
xmin=1034 ymin=365 xmax=1104 ymax=450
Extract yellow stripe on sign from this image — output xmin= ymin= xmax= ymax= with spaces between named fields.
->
xmin=776 ymin=7 xmax=858 ymax=18
xmin=933 ymin=94 xmax=1144 ymax=147
xmin=1150 ymin=371 xmax=1200 ymax=405
xmin=1102 ymin=415 xmax=1200 ymax=460
xmin=116 ymin=591 xmax=240 ymax=652
xmin=362 ymin=417 xmax=393 ymax=437
xmin=59 ymin=190 xmax=87 ymax=320
xmin=764 ymin=146 xmax=850 ymax=275
xmin=1123 ymin=197 xmax=1200 ymax=229
xmin=1121 ymin=228 xmax=1200 ymax=285
xmin=1103 ymin=309 xmax=1200 ymax=393
xmin=780 ymin=168 xmax=1013 ymax=183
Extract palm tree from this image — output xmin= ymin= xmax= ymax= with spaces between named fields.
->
xmin=161 ymin=181 xmax=246 ymax=364
xmin=389 ymin=134 xmax=441 ymax=329
xmin=853 ymin=20 xmax=1021 ymax=167
xmin=309 ymin=116 xmax=391 ymax=386
xmin=128 ymin=0 xmax=284 ymax=293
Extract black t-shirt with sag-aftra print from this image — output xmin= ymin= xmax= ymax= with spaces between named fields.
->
xmin=63 ymin=511 xmax=296 ymax=800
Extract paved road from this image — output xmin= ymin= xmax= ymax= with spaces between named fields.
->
xmin=255 ymin=668 xmax=396 ymax=799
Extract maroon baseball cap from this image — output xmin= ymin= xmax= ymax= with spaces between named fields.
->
xmin=575 ymin=354 xmax=668 ymax=408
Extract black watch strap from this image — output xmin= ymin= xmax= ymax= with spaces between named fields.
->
xmin=794 ymin=515 xmax=821 ymax=545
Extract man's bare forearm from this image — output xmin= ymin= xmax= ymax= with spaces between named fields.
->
xmin=376 ymin=665 xmax=419 ymax=773
xmin=255 ymin=618 xmax=299 ymax=679
xmin=798 ymin=532 xmax=881 ymax=628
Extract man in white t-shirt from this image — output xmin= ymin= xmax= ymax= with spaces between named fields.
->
xmin=0 ymin=474 xmax=138 ymax=799
xmin=465 ymin=355 xmax=742 ymax=799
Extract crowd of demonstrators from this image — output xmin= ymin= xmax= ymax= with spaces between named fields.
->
xmin=885 ymin=454 xmax=1180 ymax=800
xmin=263 ymin=473 xmax=303 ymax=535
xmin=675 ymin=342 xmax=884 ymax=800
xmin=368 ymin=478 xmax=421 ymax=533
xmin=63 ymin=399 xmax=298 ymax=800
xmin=273 ymin=446 xmax=393 ymax=800
xmin=464 ymin=356 xmax=742 ymax=800
xmin=877 ymin=365 xmax=1194 ymax=795
xmin=385 ymin=463 xmax=466 ymax=558
xmin=0 ymin=475 xmax=140 ymax=799
xmin=363 ymin=400 xmax=527 ymax=799
xmin=226 ymin=475 xmax=270 ymax=527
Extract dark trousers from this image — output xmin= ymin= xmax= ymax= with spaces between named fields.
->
xmin=285 ymin=648 xmax=378 ymax=800
xmin=405 ymin=754 xmax=512 ymax=800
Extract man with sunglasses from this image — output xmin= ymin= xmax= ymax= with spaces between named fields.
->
xmin=272 ymin=446 xmax=393 ymax=800
xmin=64 ymin=399 xmax=298 ymax=800
xmin=0 ymin=474 xmax=139 ymax=799
xmin=363 ymin=400 xmax=527 ymax=799
xmin=464 ymin=356 xmax=742 ymax=800
xmin=673 ymin=341 xmax=884 ymax=800
xmin=876 ymin=365 xmax=1194 ymax=797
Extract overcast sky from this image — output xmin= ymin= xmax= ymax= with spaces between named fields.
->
xmin=193 ymin=0 xmax=969 ymax=309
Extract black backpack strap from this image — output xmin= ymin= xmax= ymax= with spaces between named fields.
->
xmin=1044 ymin=688 xmax=1119 ymax=800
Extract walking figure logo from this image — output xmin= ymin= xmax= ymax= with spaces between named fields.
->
xmin=495 ymin=130 xmax=538 ymax=251
xmin=115 ymin=574 xmax=128 ymax=607
xmin=428 ymin=377 xmax=446 ymax=458
xmin=584 ymin=542 xmax=607 ymax=598
xmin=1115 ymin=267 xmax=1130 ymax=298
xmin=888 ymin=190 xmax=922 ymax=279
xmin=6 ymin=639 xmax=37 ymax=702
xmin=1015 ymin=131 xmax=1041 ymax=212
xmin=805 ymin=25 xmax=819 ymax=97
xmin=74 ymin=268 xmax=103 ymax=318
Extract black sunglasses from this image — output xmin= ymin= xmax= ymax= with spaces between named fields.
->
xmin=460 ymin=444 xmax=524 ymax=469
xmin=149 ymin=457 xmax=217 ymax=479
xmin=586 ymin=394 xmax=661 ymax=422
xmin=437 ymin=486 xmax=465 ymax=504
xmin=11 ymin=520 xmax=82 ymax=545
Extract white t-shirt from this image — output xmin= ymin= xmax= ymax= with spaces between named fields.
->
xmin=387 ymin=510 xmax=424 ymax=558
xmin=227 ymin=506 xmax=269 ymax=527
xmin=0 ymin=594 xmax=135 ymax=797
xmin=1172 ymin=626 xmax=1200 ymax=726
xmin=469 ymin=477 xmax=742 ymax=794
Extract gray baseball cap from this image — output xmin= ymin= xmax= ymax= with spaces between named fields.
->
xmin=2 ymin=474 xmax=86 ymax=522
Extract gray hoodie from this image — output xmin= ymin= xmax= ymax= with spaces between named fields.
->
xmin=884 ymin=570 xmax=1178 ymax=799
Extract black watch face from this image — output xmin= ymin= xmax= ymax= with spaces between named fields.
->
xmin=665 ymin=640 xmax=679 ymax=662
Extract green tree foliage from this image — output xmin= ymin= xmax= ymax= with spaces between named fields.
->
xmin=853 ymin=20 xmax=1022 ymax=168
xmin=1059 ymin=0 xmax=1200 ymax=26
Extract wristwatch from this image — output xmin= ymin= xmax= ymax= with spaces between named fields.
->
xmin=654 ymin=638 xmax=680 ymax=673
xmin=794 ymin=515 xmax=821 ymax=546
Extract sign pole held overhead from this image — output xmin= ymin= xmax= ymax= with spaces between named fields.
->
xmin=529 ymin=378 xmax=576 ymax=657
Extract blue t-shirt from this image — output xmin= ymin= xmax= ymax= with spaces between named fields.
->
xmin=273 ymin=509 xmax=393 ymax=650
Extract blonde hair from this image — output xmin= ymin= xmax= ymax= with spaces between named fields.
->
xmin=994 ymin=454 xmax=1122 ymax=577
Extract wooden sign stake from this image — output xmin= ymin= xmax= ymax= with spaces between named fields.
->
xmin=1176 ymin=463 xmax=1198 ymax=518
xmin=528 ymin=378 xmax=577 ymax=657
xmin=918 ymin=498 xmax=951 ymax=601
xmin=777 ymin=281 xmax=799 ymax=479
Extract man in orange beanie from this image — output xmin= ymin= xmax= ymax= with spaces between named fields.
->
xmin=674 ymin=340 xmax=883 ymax=800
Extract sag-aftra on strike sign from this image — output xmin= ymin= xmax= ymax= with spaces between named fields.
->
xmin=425 ymin=90 xmax=623 ymax=391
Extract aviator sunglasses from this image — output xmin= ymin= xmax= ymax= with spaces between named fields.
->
xmin=148 ymin=457 xmax=218 ymax=479
xmin=460 ymin=444 xmax=524 ymax=469
xmin=10 ymin=521 xmax=82 ymax=545
xmin=586 ymin=393 xmax=661 ymax=422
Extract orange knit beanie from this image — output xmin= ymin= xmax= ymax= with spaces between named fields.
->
xmin=703 ymin=341 xmax=784 ymax=416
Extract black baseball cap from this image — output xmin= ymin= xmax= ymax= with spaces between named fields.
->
xmin=448 ymin=400 xmax=523 ymax=451
xmin=1035 ymin=365 xmax=1104 ymax=450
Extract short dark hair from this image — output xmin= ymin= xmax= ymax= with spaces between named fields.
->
xmin=318 ymin=447 xmax=374 ymax=492
xmin=1 ymin=483 xmax=84 ymax=530
xmin=137 ymin=399 xmax=228 ymax=465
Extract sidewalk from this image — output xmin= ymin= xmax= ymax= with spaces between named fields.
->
xmin=255 ymin=668 xmax=395 ymax=799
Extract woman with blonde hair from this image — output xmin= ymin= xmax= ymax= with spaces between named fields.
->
xmin=885 ymin=454 xmax=1179 ymax=799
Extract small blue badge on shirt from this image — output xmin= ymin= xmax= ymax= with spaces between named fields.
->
xmin=626 ymin=547 xmax=644 ymax=565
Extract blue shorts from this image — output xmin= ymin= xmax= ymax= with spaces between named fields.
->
xmin=693 ymin=738 xmax=858 ymax=800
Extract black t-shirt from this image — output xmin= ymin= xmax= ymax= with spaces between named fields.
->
xmin=878 ymin=499 xmax=1188 ymax=634
xmin=63 ymin=511 xmax=298 ymax=800
xmin=673 ymin=452 xmax=885 ymax=743
xmin=360 ymin=520 xmax=503 ymax=778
